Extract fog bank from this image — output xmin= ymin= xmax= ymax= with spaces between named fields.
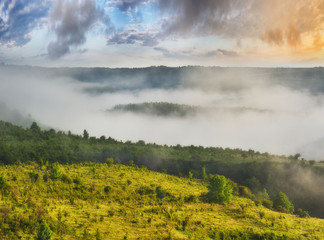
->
xmin=1 ymin=65 xmax=324 ymax=160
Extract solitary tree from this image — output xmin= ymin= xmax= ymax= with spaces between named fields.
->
xmin=274 ymin=192 xmax=294 ymax=214
xmin=205 ymin=175 xmax=233 ymax=204
xmin=35 ymin=221 xmax=51 ymax=240
xmin=83 ymin=129 xmax=89 ymax=140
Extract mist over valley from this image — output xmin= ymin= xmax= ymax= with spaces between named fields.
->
xmin=1 ymin=65 xmax=324 ymax=160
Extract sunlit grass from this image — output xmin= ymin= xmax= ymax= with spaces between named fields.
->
xmin=0 ymin=163 xmax=323 ymax=239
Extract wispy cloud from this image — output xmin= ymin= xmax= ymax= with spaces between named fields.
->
xmin=0 ymin=0 xmax=50 ymax=47
xmin=108 ymin=0 xmax=151 ymax=12
xmin=107 ymin=28 xmax=159 ymax=46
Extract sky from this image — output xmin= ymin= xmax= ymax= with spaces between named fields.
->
xmin=0 ymin=0 xmax=324 ymax=67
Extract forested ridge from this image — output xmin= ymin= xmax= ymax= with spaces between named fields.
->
xmin=0 ymin=121 xmax=324 ymax=218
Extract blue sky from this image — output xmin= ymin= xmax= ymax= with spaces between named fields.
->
xmin=0 ymin=0 xmax=324 ymax=67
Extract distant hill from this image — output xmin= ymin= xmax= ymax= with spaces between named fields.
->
xmin=109 ymin=102 xmax=201 ymax=117
xmin=2 ymin=65 xmax=324 ymax=94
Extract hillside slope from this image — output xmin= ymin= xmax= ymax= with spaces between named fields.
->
xmin=0 ymin=163 xmax=323 ymax=239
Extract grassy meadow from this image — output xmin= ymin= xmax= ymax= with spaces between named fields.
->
xmin=0 ymin=162 xmax=323 ymax=239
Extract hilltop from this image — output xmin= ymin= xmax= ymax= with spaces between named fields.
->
xmin=0 ymin=163 xmax=323 ymax=239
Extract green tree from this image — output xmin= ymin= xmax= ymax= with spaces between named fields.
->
xmin=83 ymin=129 xmax=89 ymax=140
xmin=205 ymin=175 xmax=233 ymax=204
xmin=201 ymin=166 xmax=207 ymax=181
xmin=35 ymin=221 xmax=51 ymax=240
xmin=30 ymin=122 xmax=41 ymax=133
xmin=274 ymin=192 xmax=294 ymax=214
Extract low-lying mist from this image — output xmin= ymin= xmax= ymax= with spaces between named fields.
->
xmin=1 ymin=65 xmax=324 ymax=160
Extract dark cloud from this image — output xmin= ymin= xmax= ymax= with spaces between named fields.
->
xmin=107 ymin=28 xmax=159 ymax=46
xmin=155 ymin=0 xmax=324 ymax=48
xmin=0 ymin=0 xmax=50 ymax=47
xmin=48 ymin=0 xmax=110 ymax=59
xmin=157 ymin=0 xmax=244 ymax=37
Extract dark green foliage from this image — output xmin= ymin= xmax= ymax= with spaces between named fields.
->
xmin=104 ymin=186 xmax=112 ymax=193
xmin=205 ymin=175 xmax=233 ymax=204
xmin=61 ymin=174 xmax=72 ymax=184
xmin=155 ymin=186 xmax=173 ymax=200
xmin=30 ymin=122 xmax=41 ymax=133
xmin=95 ymin=229 xmax=102 ymax=240
xmin=83 ymin=130 xmax=89 ymax=140
xmin=262 ymin=199 xmax=273 ymax=209
xmin=0 ymin=175 xmax=7 ymax=189
xmin=239 ymin=186 xmax=254 ymax=199
xmin=73 ymin=177 xmax=81 ymax=185
xmin=274 ymin=192 xmax=294 ymax=214
xmin=111 ymin=102 xmax=199 ymax=117
xmin=29 ymin=172 xmax=40 ymax=182
xmin=244 ymin=177 xmax=261 ymax=193
xmin=137 ymin=185 xmax=154 ymax=195
xmin=297 ymin=208 xmax=310 ymax=218
xmin=35 ymin=221 xmax=51 ymax=240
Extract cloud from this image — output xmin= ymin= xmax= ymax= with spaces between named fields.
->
xmin=48 ymin=0 xmax=110 ymax=59
xmin=206 ymin=49 xmax=239 ymax=57
xmin=155 ymin=0 xmax=324 ymax=49
xmin=107 ymin=28 xmax=159 ymax=46
xmin=0 ymin=0 xmax=50 ymax=47
xmin=108 ymin=0 xmax=151 ymax=12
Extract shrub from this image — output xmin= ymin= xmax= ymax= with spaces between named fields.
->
xmin=239 ymin=186 xmax=255 ymax=199
xmin=106 ymin=158 xmax=114 ymax=166
xmin=137 ymin=185 xmax=154 ymax=195
xmin=205 ymin=175 xmax=233 ymax=204
xmin=61 ymin=174 xmax=72 ymax=184
xmin=73 ymin=177 xmax=81 ymax=185
xmin=104 ymin=186 xmax=112 ymax=194
xmin=155 ymin=186 xmax=173 ymax=200
xmin=274 ymin=192 xmax=294 ymax=214
xmin=0 ymin=175 xmax=7 ymax=189
xmin=29 ymin=172 xmax=40 ymax=182
xmin=35 ymin=221 xmax=51 ymax=240
xmin=262 ymin=199 xmax=273 ymax=209
xmin=50 ymin=163 xmax=62 ymax=180
xmin=297 ymin=208 xmax=310 ymax=218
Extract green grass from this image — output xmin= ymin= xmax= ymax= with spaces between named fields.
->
xmin=0 ymin=162 xmax=323 ymax=239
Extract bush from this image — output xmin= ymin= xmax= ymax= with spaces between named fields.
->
xmin=50 ymin=163 xmax=62 ymax=180
xmin=73 ymin=177 xmax=81 ymax=185
xmin=137 ymin=185 xmax=154 ymax=195
xmin=0 ymin=175 xmax=7 ymax=189
xmin=205 ymin=175 xmax=233 ymax=204
xmin=262 ymin=199 xmax=273 ymax=209
xmin=35 ymin=221 xmax=51 ymax=240
xmin=61 ymin=174 xmax=72 ymax=184
xmin=239 ymin=186 xmax=255 ymax=199
xmin=104 ymin=186 xmax=112 ymax=194
xmin=297 ymin=208 xmax=310 ymax=218
xmin=106 ymin=158 xmax=114 ymax=166
xmin=274 ymin=192 xmax=294 ymax=214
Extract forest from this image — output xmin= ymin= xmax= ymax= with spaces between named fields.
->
xmin=1 ymin=121 xmax=323 ymax=220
